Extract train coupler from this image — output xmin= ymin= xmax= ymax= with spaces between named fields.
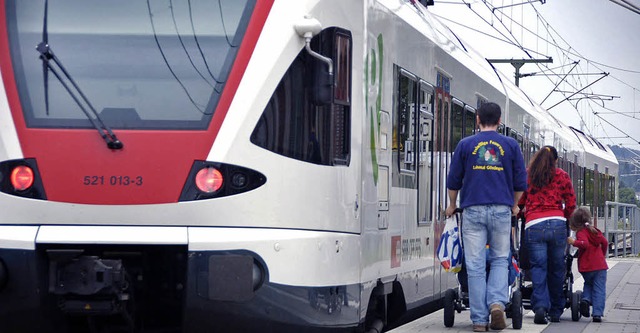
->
xmin=47 ymin=249 xmax=130 ymax=315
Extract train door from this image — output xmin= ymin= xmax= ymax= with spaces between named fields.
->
xmin=593 ymin=164 xmax=603 ymax=224
xmin=417 ymin=81 xmax=435 ymax=297
xmin=434 ymin=72 xmax=452 ymax=297
xmin=417 ymin=83 xmax=434 ymax=225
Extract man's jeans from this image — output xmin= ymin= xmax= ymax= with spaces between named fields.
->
xmin=582 ymin=269 xmax=607 ymax=317
xmin=526 ymin=219 xmax=567 ymax=318
xmin=462 ymin=205 xmax=511 ymax=325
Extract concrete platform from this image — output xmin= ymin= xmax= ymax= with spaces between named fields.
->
xmin=389 ymin=257 xmax=640 ymax=333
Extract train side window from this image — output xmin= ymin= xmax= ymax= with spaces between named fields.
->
xmin=598 ymin=171 xmax=606 ymax=214
xmin=516 ymin=134 xmax=524 ymax=152
xmin=418 ymin=82 xmax=434 ymax=224
xmin=433 ymin=92 xmax=444 ymax=216
xmin=568 ymin=161 xmax=574 ymax=184
xmin=451 ymin=99 xmax=464 ymax=149
xmin=497 ymin=123 xmax=505 ymax=135
xmin=585 ymin=168 xmax=594 ymax=209
xmin=508 ymin=128 xmax=524 ymax=151
xmin=332 ymin=31 xmax=352 ymax=165
xmin=523 ymin=125 xmax=531 ymax=164
xmin=528 ymin=140 xmax=536 ymax=164
xmin=444 ymin=99 xmax=450 ymax=154
xmin=434 ymin=71 xmax=451 ymax=217
xmin=608 ymin=175 xmax=616 ymax=202
xmin=464 ymin=106 xmax=476 ymax=137
xmin=251 ymin=27 xmax=352 ymax=166
xmin=574 ymin=157 xmax=584 ymax=206
xmin=572 ymin=155 xmax=579 ymax=205
xmin=392 ymin=68 xmax=417 ymax=189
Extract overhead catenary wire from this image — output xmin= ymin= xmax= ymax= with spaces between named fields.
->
xmin=433 ymin=0 xmax=640 ymax=147
xmin=487 ymin=1 xmax=640 ymax=104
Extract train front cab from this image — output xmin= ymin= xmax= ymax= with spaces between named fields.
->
xmin=0 ymin=17 xmax=363 ymax=333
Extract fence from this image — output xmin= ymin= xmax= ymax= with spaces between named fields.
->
xmin=604 ymin=201 xmax=640 ymax=257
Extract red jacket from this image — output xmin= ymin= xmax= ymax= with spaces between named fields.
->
xmin=518 ymin=168 xmax=576 ymax=223
xmin=573 ymin=227 xmax=609 ymax=272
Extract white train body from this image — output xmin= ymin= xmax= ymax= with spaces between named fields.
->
xmin=0 ymin=0 xmax=618 ymax=332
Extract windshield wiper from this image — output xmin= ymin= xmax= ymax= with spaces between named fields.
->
xmin=36 ymin=0 xmax=123 ymax=150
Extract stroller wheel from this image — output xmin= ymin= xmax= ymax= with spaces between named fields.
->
xmin=571 ymin=290 xmax=582 ymax=321
xmin=510 ymin=289 xmax=523 ymax=329
xmin=444 ymin=288 xmax=457 ymax=327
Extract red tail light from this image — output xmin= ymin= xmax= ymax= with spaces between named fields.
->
xmin=195 ymin=167 xmax=223 ymax=193
xmin=10 ymin=165 xmax=34 ymax=191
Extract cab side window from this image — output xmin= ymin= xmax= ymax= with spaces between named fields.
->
xmin=251 ymin=28 xmax=352 ymax=166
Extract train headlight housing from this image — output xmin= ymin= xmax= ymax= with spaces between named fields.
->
xmin=179 ymin=161 xmax=266 ymax=201
xmin=0 ymin=159 xmax=47 ymax=200
xmin=10 ymin=165 xmax=34 ymax=191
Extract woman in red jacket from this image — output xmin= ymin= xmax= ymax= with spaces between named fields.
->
xmin=518 ymin=145 xmax=576 ymax=324
xmin=567 ymin=207 xmax=608 ymax=322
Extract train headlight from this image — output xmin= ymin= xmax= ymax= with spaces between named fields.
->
xmin=10 ymin=165 xmax=34 ymax=191
xmin=195 ymin=167 xmax=223 ymax=193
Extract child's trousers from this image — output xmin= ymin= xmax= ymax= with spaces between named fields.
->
xmin=581 ymin=269 xmax=607 ymax=317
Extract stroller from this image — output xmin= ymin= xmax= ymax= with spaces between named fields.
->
xmin=516 ymin=214 xmax=584 ymax=321
xmin=443 ymin=210 xmax=524 ymax=329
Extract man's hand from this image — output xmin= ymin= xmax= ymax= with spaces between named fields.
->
xmin=445 ymin=204 xmax=457 ymax=218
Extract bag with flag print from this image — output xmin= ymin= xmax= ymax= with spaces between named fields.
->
xmin=437 ymin=215 xmax=463 ymax=273
xmin=509 ymin=255 xmax=520 ymax=285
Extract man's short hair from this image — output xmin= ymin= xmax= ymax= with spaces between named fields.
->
xmin=477 ymin=102 xmax=501 ymax=126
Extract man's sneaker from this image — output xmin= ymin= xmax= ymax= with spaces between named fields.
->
xmin=473 ymin=324 xmax=489 ymax=332
xmin=580 ymin=300 xmax=591 ymax=318
xmin=592 ymin=316 xmax=602 ymax=322
xmin=533 ymin=308 xmax=548 ymax=325
xmin=489 ymin=304 xmax=507 ymax=330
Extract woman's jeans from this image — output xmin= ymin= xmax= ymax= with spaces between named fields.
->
xmin=581 ymin=269 xmax=607 ymax=317
xmin=462 ymin=205 xmax=511 ymax=325
xmin=525 ymin=219 xmax=567 ymax=318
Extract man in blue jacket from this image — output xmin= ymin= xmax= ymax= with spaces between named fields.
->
xmin=445 ymin=102 xmax=527 ymax=332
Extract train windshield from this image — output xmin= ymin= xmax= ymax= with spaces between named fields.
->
xmin=4 ymin=0 xmax=255 ymax=130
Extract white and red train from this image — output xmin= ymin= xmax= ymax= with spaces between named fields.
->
xmin=0 ymin=0 xmax=618 ymax=332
